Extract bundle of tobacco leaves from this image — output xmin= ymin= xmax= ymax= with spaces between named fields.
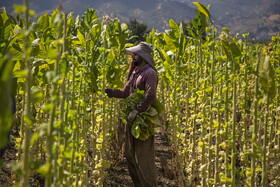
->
xmin=121 ymin=90 xmax=164 ymax=141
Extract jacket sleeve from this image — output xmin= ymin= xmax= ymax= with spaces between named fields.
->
xmin=135 ymin=70 xmax=158 ymax=113
xmin=111 ymin=77 xmax=131 ymax=99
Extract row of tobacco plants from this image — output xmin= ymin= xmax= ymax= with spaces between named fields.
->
xmin=0 ymin=1 xmax=279 ymax=186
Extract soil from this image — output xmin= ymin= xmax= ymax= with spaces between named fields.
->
xmin=0 ymin=137 xmax=17 ymax=187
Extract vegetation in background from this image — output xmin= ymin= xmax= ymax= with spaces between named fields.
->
xmin=126 ymin=18 xmax=150 ymax=44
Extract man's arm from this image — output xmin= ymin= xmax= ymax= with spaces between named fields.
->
xmin=105 ymin=75 xmax=132 ymax=99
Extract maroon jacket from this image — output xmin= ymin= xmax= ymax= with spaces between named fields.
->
xmin=111 ymin=64 xmax=158 ymax=113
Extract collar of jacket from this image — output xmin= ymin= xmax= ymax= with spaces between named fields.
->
xmin=134 ymin=64 xmax=151 ymax=74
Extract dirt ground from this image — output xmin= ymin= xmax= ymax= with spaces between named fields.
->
xmin=0 ymin=138 xmax=17 ymax=187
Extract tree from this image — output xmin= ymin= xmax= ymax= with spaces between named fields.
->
xmin=127 ymin=18 xmax=150 ymax=44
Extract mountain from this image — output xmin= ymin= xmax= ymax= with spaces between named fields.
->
xmin=174 ymin=0 xmax=280 ymax=40
xmin=1 ymin=0 xmax=279 ymax=40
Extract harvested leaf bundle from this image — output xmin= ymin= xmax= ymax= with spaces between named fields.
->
xmin=121 ymin=90 xmax=164 ymax=141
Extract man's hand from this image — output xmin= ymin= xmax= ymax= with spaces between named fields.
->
xmin=127 ymin=109 xmax=139 ymax=124
xmin=105 ymin=88 xmax=114 ymax=98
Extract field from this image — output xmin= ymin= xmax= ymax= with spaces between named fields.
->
xmin=0 ymin=2 xmax=280 ymax=186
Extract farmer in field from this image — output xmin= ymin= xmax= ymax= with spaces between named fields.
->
xmin=105 ymin=42 xmax=158 ymax=187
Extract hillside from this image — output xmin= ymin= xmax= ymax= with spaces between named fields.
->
xmin=1 ymin=0 xmax=279 ymax=40
xmin=176 ymin=0 xmax=280 ymax=39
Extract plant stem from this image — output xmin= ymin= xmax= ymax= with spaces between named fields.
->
xmin=243 ymin=37 xmax=249 ymax=170
xmin=22 ymin=0 xmax=32 ymax=185
xmin=231 ymin=55 xmax=237 ymax=187
xmin=58 ymin=12 xmax=67 ymax=184
xmin=225 ymin=57 xmax=230 ymax=187
xmin=262 ymin=93 xmax=269 ymax=186
xmin=215 ymin=62 xmax=223 ymax=187
xmin=251 ymin=46 xmax=261 ymax=187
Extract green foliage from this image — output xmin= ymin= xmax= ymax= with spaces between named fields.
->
xmin=259 ymin=55 xmax=276 ymax=100
xmin=0 ymin=55 xmax=14 ymax=149
xmin=121 ymin=90 xmax=162 ymax=140
xmin=127 ymin=18 xmax=149 ymax=44
xmin=219 ymin=31 xmax=241 ymax=58
xmin=186 ymin=9 xmax=207 ymax=39
xmin=193 ymin=2 xmax=213 ymax=25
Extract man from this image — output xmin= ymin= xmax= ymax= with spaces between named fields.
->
xmin=105 ymin=42 xmax=158 ymax=187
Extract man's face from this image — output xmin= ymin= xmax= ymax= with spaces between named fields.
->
xmin=132 ymin=53 xmax=139 ymax=61
xmin=132 ymin=53 xmax=142 ymax=66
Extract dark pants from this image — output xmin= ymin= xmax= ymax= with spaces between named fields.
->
xmin=125 ymin=123 xmax=158 ymax=187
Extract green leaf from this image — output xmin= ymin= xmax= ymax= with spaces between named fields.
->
xmin=28 ymin=10 xmax=36 ymax=18
xmin=131 ymin=123 xmax=141 ymax=139
xmin=145 ymin=115 xmax=161 ymax=127
xmin=144 ymin=107 xmax=158 ymax=117
xmin=24 ymin=115 xmax=33 ymax=126
xmin=163 ymin=60 xmax=173 ymax=83
xmin=60 ymin=58 xmax=68 ymax=77
xmin=30 ymin=132 xmax=39 ymax=146
xmin=37 ymin=13 xmax=49 ymax=31
xmin=2 ymin=16 xmax=13 ymax=41
xmin=85 ymin=8 xmax=97 ymax=27
xmin=219 ymin=31 xmax=241 ymax=58
xmin=31 ymin=86 xmax=43 ymax=103
xmin=164 ymin=33 xmax=177 ymax=51
xmin=107 ymin=49 xmax=115 ymax=63
xmin=47 ymin=48 xmax=57 ymax=59
xmin=205 ymin=86 xmax=213 ymax=93
xmin=45 ymin=70 xmax=58 ymax=83
xmin=161 ymin=50 xmax=174 ymax=82
xmin=0 ymin=56 xmax=14 ymax=149
xmin=151 ymin=99 xmax=165 ymax=114
xmin=77 ymin=29 xmax=86 ymax=46
xmin=193 ymin=2 xmax=213 ymax=24
xmin=31 ymin=38 xmax=40 ymax=57
xmin=36 ymin=162 xmax=50 ymax=177
xmin=10 ymin=43 xmax=23 ymax=60
xmin=149 ymin=122 xmax=155 ymax=135
xmin=169 ymin=19 xmax=180 ymax=38
xmin=13 ymin=4 xmax=26 ymax=15
xmin=259 ymin=55 xmax=276 ymax=99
